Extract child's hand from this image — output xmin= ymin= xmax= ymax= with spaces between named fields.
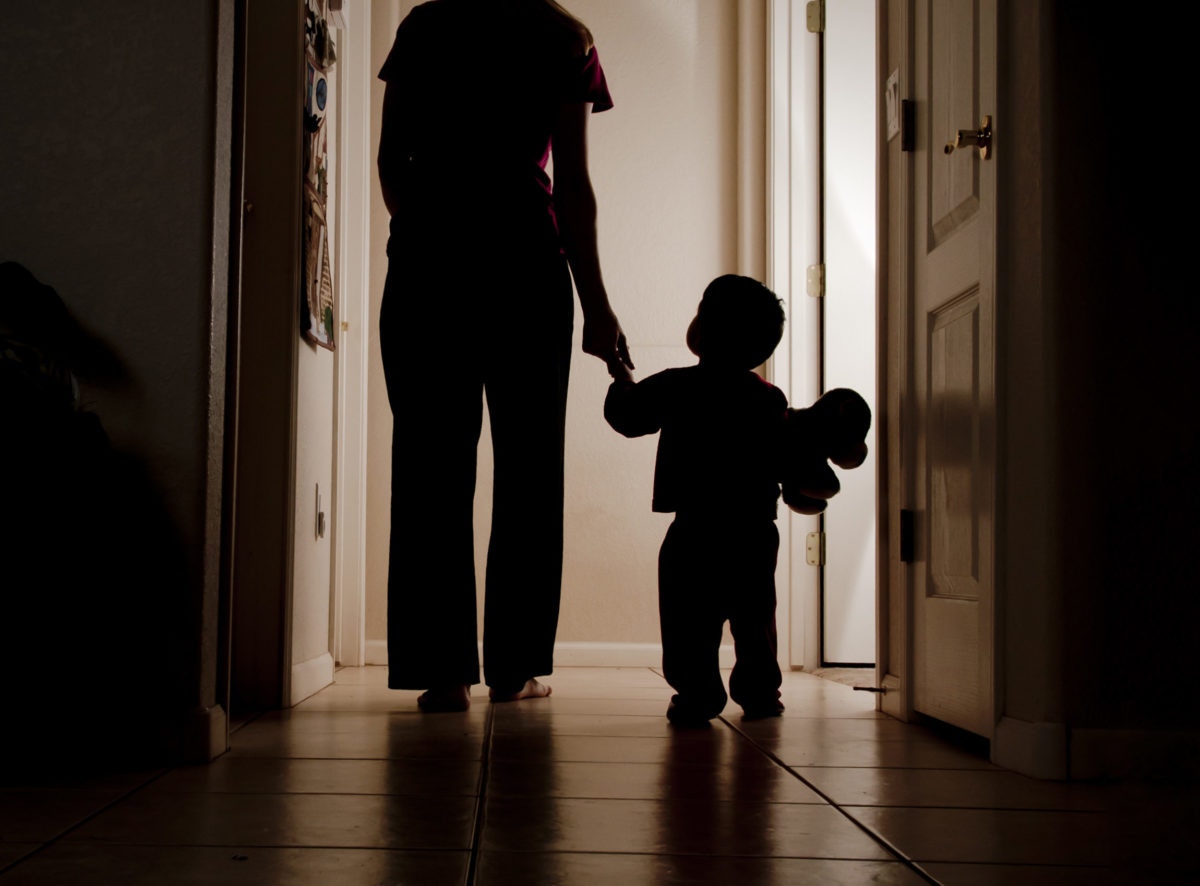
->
xmin=607 ymin=358 xmax=634 ymax=383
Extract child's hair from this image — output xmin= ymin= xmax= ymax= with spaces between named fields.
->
xmin=696 ymin=274 xmax=785 ymax=369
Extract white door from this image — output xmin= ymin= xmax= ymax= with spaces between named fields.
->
xmin=821 ymin=0 xmax=876 ymax=666
xmin=908 ymin=0 xmax=996 ymax=737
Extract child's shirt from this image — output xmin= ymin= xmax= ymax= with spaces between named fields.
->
xmin=604 ymin=364 xmax=788 ymax=520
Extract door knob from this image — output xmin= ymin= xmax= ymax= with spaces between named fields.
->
xmin=944 ymin=115 xmax=992 ymax=159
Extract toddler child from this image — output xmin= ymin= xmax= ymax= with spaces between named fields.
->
xmin=604 ymin=274 xmax=789 ymax=724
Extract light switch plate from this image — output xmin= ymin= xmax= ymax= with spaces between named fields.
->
xmin=885 ymin=69 xmax=900 ymax=141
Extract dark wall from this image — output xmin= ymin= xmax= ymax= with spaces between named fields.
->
xmin=0 ymin=1 xmax=229 ymax=766
xmin=1053 ymin=7 xmax=1200 ymax=730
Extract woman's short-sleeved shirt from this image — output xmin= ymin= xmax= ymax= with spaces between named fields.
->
xmin=378 ymin=0 xmax=612 ymax=227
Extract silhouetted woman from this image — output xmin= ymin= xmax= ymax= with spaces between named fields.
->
xmin=378 ymin=0 xmax=631 ymax=711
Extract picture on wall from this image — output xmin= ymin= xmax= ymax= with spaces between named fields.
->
xmin=301 ymin=0 xmax=337 ymax=350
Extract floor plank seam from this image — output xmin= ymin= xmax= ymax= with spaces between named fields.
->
xmin=464 ymin=702 xmax=494 ymax=886
xmin=0 ymin=768 xmax=169 ymax=875
xmin=719 ymin=715 xmax=944 ymax=885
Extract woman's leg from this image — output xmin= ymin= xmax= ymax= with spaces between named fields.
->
xmin=479 ymin=249 xmax=574 ymax=695
xmin=381 ymin=256 xmax=484 ymax=692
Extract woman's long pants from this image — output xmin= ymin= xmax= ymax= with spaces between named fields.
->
xmin=380 ymin=230 xmax=573 ymax=693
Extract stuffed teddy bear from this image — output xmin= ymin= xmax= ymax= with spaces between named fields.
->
xmin=779 ymin=387 xmax=871 ymax=514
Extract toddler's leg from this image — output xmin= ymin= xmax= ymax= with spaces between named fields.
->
xmin=728 ymin=522 xmax=784 ymax=718
xmin=659 ymin=519 xmax=728 ymax=724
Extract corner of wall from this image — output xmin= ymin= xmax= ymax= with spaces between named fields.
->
xmin=181 ymin=704 xmax=230 ymax=764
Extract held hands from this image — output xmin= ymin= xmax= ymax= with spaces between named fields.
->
xmin=607 ymin=358 xmax=634 ymax=383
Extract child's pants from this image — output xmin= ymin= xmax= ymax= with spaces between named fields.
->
xmin=658 ymin=514 xmax=783 ymax=719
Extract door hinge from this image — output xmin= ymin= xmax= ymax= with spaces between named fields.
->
xmin=806 ymin=263 xmax=825 ymax=298
xmin=901 ymin=99 xmax=916 ymax=153
xmin=806 ymin=531 xmax=826 ymax=566
xmin=806 ymin=0 xmax=825 ymax=33
xmin=899 ymin=508 xmax=915 ymax=563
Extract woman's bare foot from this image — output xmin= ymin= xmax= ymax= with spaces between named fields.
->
xmin=489 ymin=678 xmax=552 ymax=703
xmin=417 ymin=685 xmax=471 ymax=712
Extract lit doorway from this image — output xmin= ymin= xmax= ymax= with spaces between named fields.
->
xmin=770 ymin=0 xmax=877 ymax=672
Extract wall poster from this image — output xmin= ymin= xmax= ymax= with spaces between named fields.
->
xmin=301 ymin=0 xmax=337 ymax=350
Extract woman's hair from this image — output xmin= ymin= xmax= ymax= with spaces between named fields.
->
xmin=533 ymin=0 xmax=594 ymax=53
xmin=452 ymin=1 xmax=593 ymax=55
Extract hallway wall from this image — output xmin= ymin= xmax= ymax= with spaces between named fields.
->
xmin=363 ymin=0 xmax=757 ymax=666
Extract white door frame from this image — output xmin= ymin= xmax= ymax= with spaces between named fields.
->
xmin=331 ymin=0 xmax=373 ymax=668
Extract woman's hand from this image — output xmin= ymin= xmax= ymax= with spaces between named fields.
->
xmin=582 ymin=305 xmax=633 ymax=372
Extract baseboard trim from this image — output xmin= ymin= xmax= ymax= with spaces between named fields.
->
xmin=291 ymin=652 xmax=335 ymax=706
xmin=358 ymin=640 xmax=736 ymax=669
xmin=993 ymin=718 xmax=1200 ymax=781
xmin=1069 ymin=727 xmax=1200 ymax=781
xmin=182 ymin=704 xmax=229 ymax=764
xmin=365 ymin=639 xmax=388 ymax=666
xmin=993 ymin=716 xmax=1068 ymax=780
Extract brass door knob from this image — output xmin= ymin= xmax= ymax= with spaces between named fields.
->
xmin=944 ymin=115 xmax=992 ymax=159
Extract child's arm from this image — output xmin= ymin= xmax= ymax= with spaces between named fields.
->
xmin=603 ymin=371 xmax=664 ymax=438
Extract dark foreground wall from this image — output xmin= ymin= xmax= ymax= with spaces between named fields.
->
xmin=0 ymin=2 xmax=232 ymax=768
xmin=1050 ymin=7 xmax=1200 ymax=738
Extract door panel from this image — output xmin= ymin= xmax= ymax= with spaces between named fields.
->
xmin=910 ymin=0 xmax=995 ymax=737
xmin=929 ymin=292 xmax=983 ymax=600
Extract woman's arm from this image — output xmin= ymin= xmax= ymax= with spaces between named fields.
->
xmin=552 ymin=101 xmax=633 ymax=372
